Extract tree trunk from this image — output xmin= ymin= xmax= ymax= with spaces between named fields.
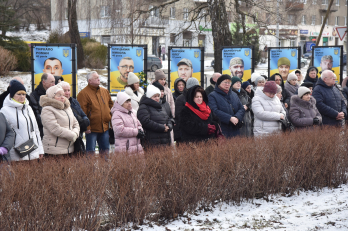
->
xmin=208 ymin=0 xmax=233 ymax=73
xmin=68 ymin=0 xmax=84 ymax=69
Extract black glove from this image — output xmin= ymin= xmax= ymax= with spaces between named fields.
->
xmin=167 ymin=122 xmax=173 ymax=132
xmin=136 ymin=129 xmax=145 ymax=139
xmin=313 ymin=117 xmax=320 ymax=125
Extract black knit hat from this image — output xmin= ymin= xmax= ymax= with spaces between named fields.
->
xmin=216 ymin=74 xmax=232 ymax=86
xmin=301 ymin=82 xmax=314 ymax=88
xmin=10 ymin=80 xmax=26 ymax=98
xmin=153 ymin=81 xmax=164 ymax=91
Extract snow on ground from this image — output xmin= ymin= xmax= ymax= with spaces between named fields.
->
xmin=4 ymin=24 xmax=49 ymax=42
xmin=118 ymin=184 xmax=348 ymax=231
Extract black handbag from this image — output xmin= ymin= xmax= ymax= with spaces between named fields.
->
xmin=279 ymin=118 xmax=295 ymax=132
xmin=14 ymin=138 xmax=38 ymax=158
xmin=73 ymin=136 xmax=85 ymax=154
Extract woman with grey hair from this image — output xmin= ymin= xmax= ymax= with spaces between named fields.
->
xmin=254 ymin=76 xmax=265 ymax=89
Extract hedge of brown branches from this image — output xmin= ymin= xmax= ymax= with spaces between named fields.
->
xmin=0 ymin=126 xmax=347 ymax=230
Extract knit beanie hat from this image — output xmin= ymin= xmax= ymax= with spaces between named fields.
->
xmin=146 ymin=85 xmax=161 ymax=98
xmin=10 ymin=80 xmax=26 ymax=98
xmin=46 ymin=85 xmax=63 ymax=98
xmin=298 ymin=86 xmax=311 ymax=98
xmin=231 ymin=76 xmax=242 ymax=86
xmin=254 ymin=76 xmax=265 ymax=86
xmin=241 ymin=81 xmax=251 ymax=90
xmin=153 ymin=81 xmax=164 ymax=91
xmin=216 ymin=74 xmax=232 ymax=86
xmin=186 ymin=77 xmax=199 ymax=89
xmin=287 ymin=72 xmax=298 ymax=82
xmin=263 ymin=81 xmax=278 ymax=94
xmin=251 ymin=72 xmax=261 ymax=83
xmin=277 ymin=57 xmax=290 ymax=67
xmin=117 ymin=92 xmax=131 ymax=106
xmin=301 ymin=82 xmax=314 ymax=88
xmin=154 ymin=69 xmax=166 ymax=81
xmin=127 ymin=72 xmax=139 ymax=85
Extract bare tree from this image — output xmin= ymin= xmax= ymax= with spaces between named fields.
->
xmin=68 ymin=0 xmax=84 ymax=69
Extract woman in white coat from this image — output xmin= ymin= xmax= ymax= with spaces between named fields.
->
xmin=0 ymin=80 xmax=44 ymax=161
xmin=124 ymin=72 xmax=144 ymax=113
xmin=252 ymin=81 xmax=286 ymax=137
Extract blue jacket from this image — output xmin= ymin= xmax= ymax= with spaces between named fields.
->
xmin=69 ymin=97 xmax=90 ymax=133
xmin=312 ymin=78 xmax=346 ymax=126
xmin=208 ymin=86 xmax=245 ymax=138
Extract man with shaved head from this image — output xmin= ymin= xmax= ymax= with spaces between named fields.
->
xmin=0 ymin=77 xmax=30 ymax=109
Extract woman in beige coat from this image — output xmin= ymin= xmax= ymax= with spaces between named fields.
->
xmin=40 ymin=85 xmax=80 ymax=156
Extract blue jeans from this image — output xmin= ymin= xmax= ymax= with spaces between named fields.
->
xmin=85 ymin=130 xmax=109 ymax=155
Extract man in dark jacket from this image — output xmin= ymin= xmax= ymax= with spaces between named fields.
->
xmin=312 ymin=70 xmax=346 ymax=126
xmin=205 ymin=73 xmax=221 ymax=96
xmin=0 ymin=77 xmax=30 ymax=109
xmin=29 ymin=73 xmax=55 ymax=138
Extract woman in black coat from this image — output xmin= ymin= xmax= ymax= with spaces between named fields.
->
xmin=137 ymin=85 xmax=173 ymax=147
xmin=180 ymin=85 xmax=220 ymax=143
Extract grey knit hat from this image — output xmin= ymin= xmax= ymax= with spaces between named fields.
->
xmin=186 ymin=78 xmax=199 ymax=89
xmin=298 ymin=86 xmax=311 ymax=98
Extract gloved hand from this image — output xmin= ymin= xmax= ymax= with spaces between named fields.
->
xmin=136 ymin=129 xmax=145 ymax=139
xmin=72 ymin=132 xmax=79 ymax=142
xmin=167 ymin=122 xmax=173 ymax=132
xmin=0 ymin=147 xmax=8 ymax=155
xmin=207 ymin=124 xmax=216 ymax=135
xmin=313 ymin=117 xmax=320 ymax=125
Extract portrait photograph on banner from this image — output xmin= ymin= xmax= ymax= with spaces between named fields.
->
xmin=221 ymin=46 xmax=254 ymax=82
xmin=108 ymin=45 xmax=147 ymax=94
xmin=312 ymin=46 xmax=343 ymax=82
xmin=31 ymin=43 xmax=77 ymax=96
xmin=268 ymin=47 xmax=300 ymax=81
xmin=168 ymin=47 xmax=204 ymax=92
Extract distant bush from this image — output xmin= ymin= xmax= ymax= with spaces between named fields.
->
xmin=46 ymin=31 xmax=71 ymax=43
xmin=0 ymin=46 xmax=17 ymax=76
xmin=80 ymin=37 xmax=97 ymax=46
xmin=83 ymin=41 xmax=107 ymax=69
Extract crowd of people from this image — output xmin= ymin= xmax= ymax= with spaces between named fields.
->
xmin=0 ymin=65 xmax=347 ymax=162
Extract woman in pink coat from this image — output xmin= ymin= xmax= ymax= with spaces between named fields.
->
xmin=111 ymin=92 xmax=144 ymax=154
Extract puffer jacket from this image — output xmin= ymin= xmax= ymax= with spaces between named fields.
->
xmin=232 ymin=88 xmax=253 ymax=137
xmin=289 ymin=95 xmax=322 ymax=128
xmin=208 ymin=85 xmax=245 ymax=138
xmin=40 ymin=96 xmax=80 ymax=155
xmin=29 ymin=82 xmax=46 ymax=138
xmin=137 ymin=96 xmax=171 ymax=146
xmin=124 ymin=86 xmax=144 ymax=113
xmin=1 ymin=96 xmax=44 ymax=161
xmin=312 ymin=78 xmax=347 ymax=126
xmin=252 ymin=88 xmax=286 ymax=137
xmin=0 ymin=112 xmax=15 ymax=161
xmin=111 ymin=102 xmax=143 ymax=154
xmin=77 ymin=84 xmax=113 ymax=133
xmin=69 ymin=97 xmax=90 ymax=134
xmin=174 ymin=90 xmax=187 ymax=142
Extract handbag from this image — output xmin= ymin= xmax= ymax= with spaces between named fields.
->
xmin=14 ymin=138 xmax=38 ymax=158
xmin=73 ymin=136 xmax=86 ymax=154
xmin=216 ymin=124 xmax=226 ymax=145
xmin=279 ymin=118 xmax=295 ymax=132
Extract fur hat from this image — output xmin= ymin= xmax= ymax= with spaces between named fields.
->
xmin=10 ymin=80 xmax=26 ymax=98
xmin=241 ymin=81 xmax=251 ymax=90
xmin=251 ymin=72 xmax=261 ymax=83
xmin=298 ymin=86 xmax=311 ymax=98
xmin=146 ymin=85 xmax=161 ymax=98
xmin=154 ymin=69 xmax=166 ymax=81
xmin=186 ymin=78 xmax=199 ymax=89
xmin=231 ymin=76 xmax=242 ymax=86
xmin=117 ymin=92 xmax=131 ymax=106
xmin=263 ymin=81 xmax=278 ymax=94
xmin=127 ymin=72 xmax=139 ymax=85
xmin=287 ymin=72 xmax=298 ymax=82
xmin=46 ymin=85 xmax=63 ymax=98
xmin=277 ymin=57 xmax=290 ymax=67
xmin=216 ymin=74 xmax=232 ymax=86
xmin=152 ymin=82 xmax=164 ymax=91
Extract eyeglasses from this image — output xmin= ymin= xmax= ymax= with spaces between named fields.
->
xmin=120 ymin=65 xmax=135 ymax=71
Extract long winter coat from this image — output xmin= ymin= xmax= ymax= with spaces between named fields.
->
xmin=0 ymin=112 xmax=15 ymax=161
xmin=164 ymin=83 xmax=175 ymax=117
xmin=208 ymin=85 xmax=245 ymax=138
xmin=312 ymin=78 xmax=347 ymax=126
xmin=124 ymin=86 xmax=144 ymax=112
xmin=232 ymin=88 xmax=253 ymax=137
xmin=174 ymin=90 xmax=187 ymax=142
xmin=252 ymin=88 xmax=286 ymax=137
xmin=1 ymin=96 xmax=44 ymax=161
xmin=289 ymin=95 xmax=322 ymax=128
xmin=111 ymin=102 xmax=143 ymax=154
xmin=69 ymin=97 xmax=90 ymax=134
xmin=29 ymin=82 xmax=46 ymax=138
xmin=137 ymin=96 xmax=171 ymax=146
xmin=40 ymin=96 xmax=80 ymax=155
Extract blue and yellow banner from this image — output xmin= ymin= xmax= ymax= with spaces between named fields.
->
xmin=222 ymin=47 xmax=252 ymax=82
xmin=313 ymin=46 xmax=341 ymax=81
xmin=170 ymin=48 xmax=202 ymax=92
xmin=109 ymin=46 xmax=145 ymax=94
xmin=269 ymin=48 xmax=299 ymax=81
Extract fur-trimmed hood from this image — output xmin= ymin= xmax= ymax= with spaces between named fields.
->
xmin=39 ymin=95 xmax=70 ymax=110
xmin=290 ymin=95 xmax=316 ymax=108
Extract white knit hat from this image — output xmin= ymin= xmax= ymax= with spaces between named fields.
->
xmin=117 ymin=92 xmax=131 ymax=106
xmin=46 ymin=85 xmax=63 ymax=98
xmin=251 ymin=72 xmax=261 ymax=83
xmin=298 ymin=86 xmax=311 ymax=98
xmin=287 ymin=72 xmax=297 ymax=82
xmin=127 ymin=72 xmax=139 ymax=85
xmin=146 ymin=85 xmax=161 ymax=98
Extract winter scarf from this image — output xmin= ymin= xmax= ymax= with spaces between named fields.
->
xmin=284 ymin=81 xmax=299 ymax=96
xmin=185 ymin=101 xmax=211 ymax=120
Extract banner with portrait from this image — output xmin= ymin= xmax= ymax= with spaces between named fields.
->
xmin=108 ymin=44 xmax=147 ymax=95
xmin=31 ymin=43 xmax=77 ymax=97
xmin=268 ymin=47 xmax=301 ymax=81
xmin=312 ymin=46 xmax=343 ymax=83
xmin=221 ymin=46 xmax=254 ymax=82
xmin=168 ymin=47 xmax=204 ymax=92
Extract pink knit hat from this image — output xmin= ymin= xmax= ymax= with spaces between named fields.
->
xmin=263 ymin=81 xmax=278 ymax=94
xmin=117 ymin=92 xmax=131 ymax=106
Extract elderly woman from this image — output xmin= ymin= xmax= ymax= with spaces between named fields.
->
xmin=289 ymin=87 xmax=322 ymax=128
xmin=284 ymin=72 xmax=300 ymax=101
xmin=208 ymin=75 xmax=245 ymax=138
xmin=111 ymin=92 xmax=144 ymax=154
xmin=173 ymin=78 xmax=186 ymax=102
xmin=254 ymin=76 xmax=266 ymax=89
xmin=124 ymin=72 xmax=144 ymax=112
xmin=1 ymin=80 xmax=44 ymax=161
xmin=242 ymin=81 xmax=254 ymax=99
xmin=303 ymin=66 xmax=319 ymax=88
xmin=252 ymin=81 xmax=286 ymax=137
xmin=180 ymin=85 xmax=220 ymax=143
xmin=0 ymin=112 xmax=15 ymax=162
xmin=291 ymin=69 xmax=303 ymax=84
xmin=40 ymin=85 xmax=80 ymax=157
xmin=269 ymin=73 xmax=290 ymax=108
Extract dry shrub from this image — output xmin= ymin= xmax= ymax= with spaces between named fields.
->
xmin=83 ymin=42 xmax=107 ymax=69
xmin=0 ymin=46 xmax=17 ymax=76
xmin=0 ymin=126 xmax=347 ymax=230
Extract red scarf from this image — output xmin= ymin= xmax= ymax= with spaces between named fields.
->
xmin=185 ymin=101 xmax=211 ymax=120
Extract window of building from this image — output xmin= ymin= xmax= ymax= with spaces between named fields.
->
xmin=336 ymin=16 xmax=339 ymax=25
xmin=336 ymin=0 xmax=339 ymax=5
xmin=170 ymin=33 xmax=176 ymax=45
xmin=301 ymin=15 xmax=306 ymax=25
xmin=313 ymin=0 xmax=317 ymax=4
xmin=345 ymin=16 xmax=347 ymax=26
xmin=170 ymin=7 xmax=176 ymax=19
xmin=288 ymin=14 xmax=295 ymax=24
xmin=149 ymin=6 xmax=159 ymax=17
xmin=290 ymin=40 xmax=296 ymax=47
xmin=266 ymin=13 xmax=270 ymax=24
xmin=300 ymin=0 xmax=307 ymax=3
xmin=322 ymin=0 xmax=328 ymax=4
xmin=101 ymin=36 xmax=110 ymax=45
xmin=198 ymin=34 xmax=206 ymax=47
xmin=183 ymin=8 xmax=189 ymax=20
xmin=100 ymin=5 xmax=110 ymax=18
xmin=65 ymin=8 xmax=68 ymax=19
xmin=311 ymin=15 xmax=316 ymax=25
